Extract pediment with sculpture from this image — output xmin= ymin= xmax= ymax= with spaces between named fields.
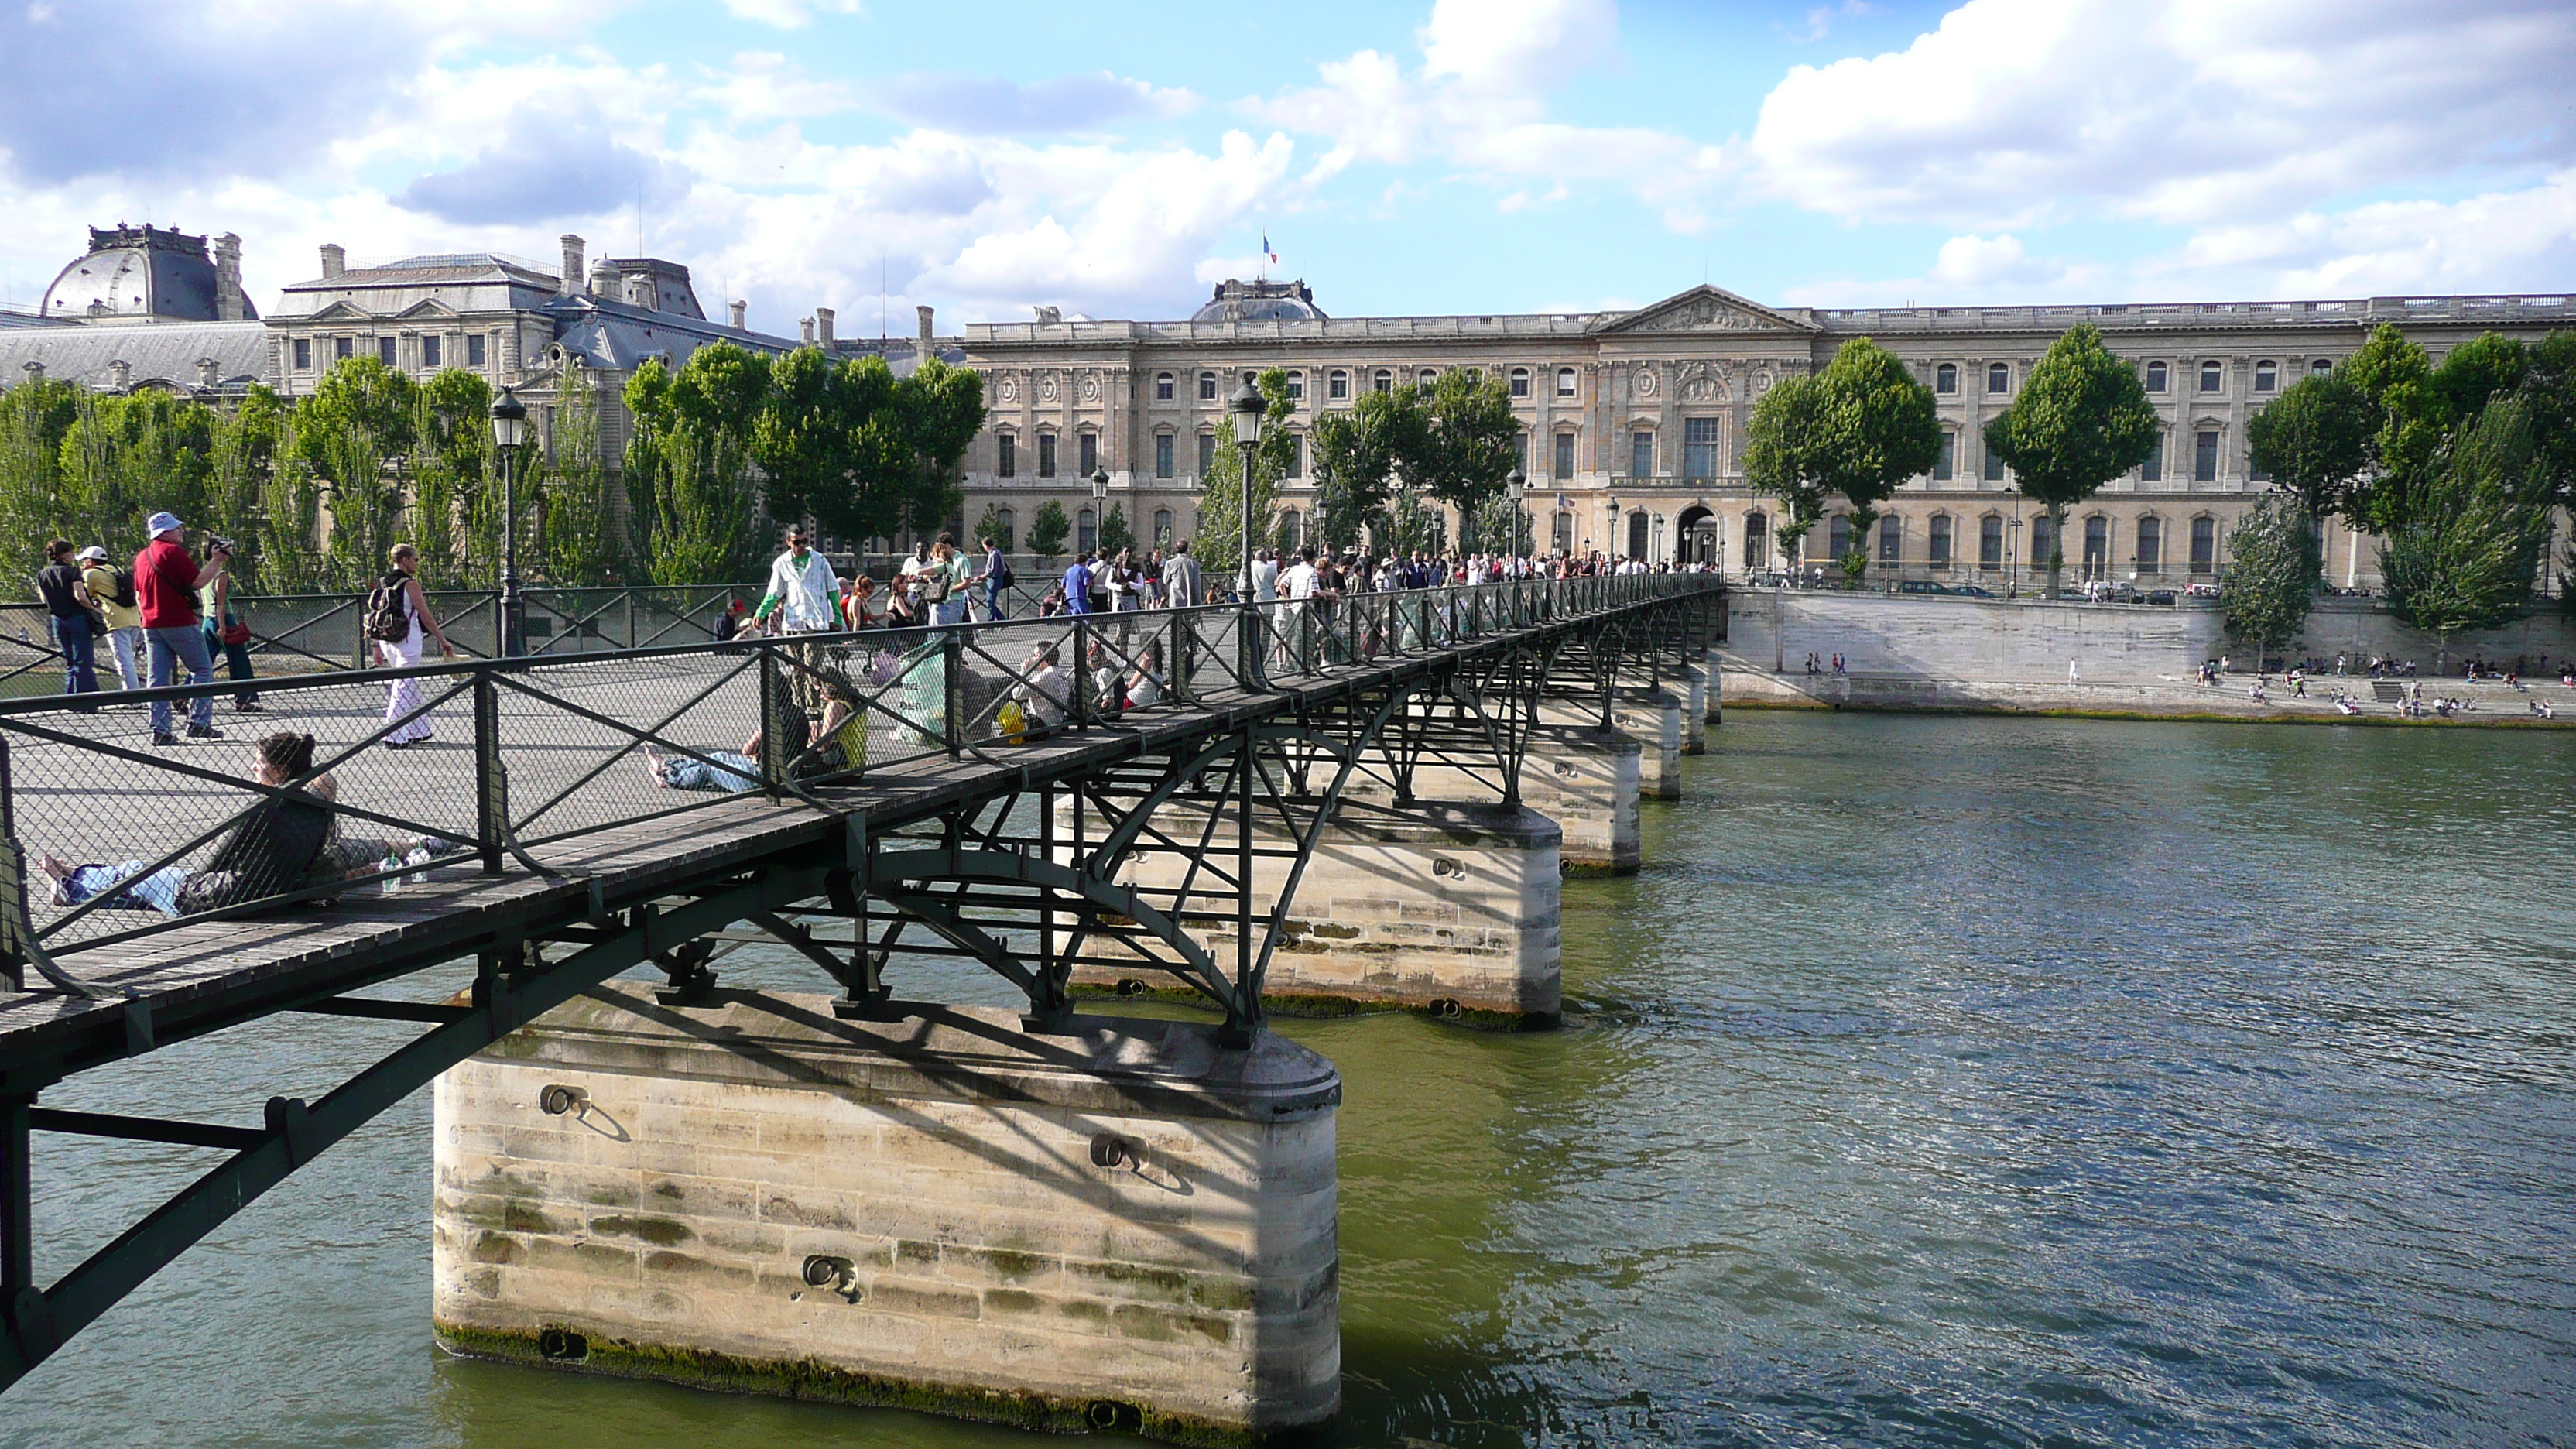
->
xmin=1593 ymin=285 xmax=1817 ymax=337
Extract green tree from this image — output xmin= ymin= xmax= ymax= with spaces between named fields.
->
xmin=536 ymin=359 xmax=628 ymax=586
xmin=60 ymin=390 xmax=217 ymax=565
xmin=2522 ymin=329 xmax=2576 ymax=508
xmin=752 ymin=348 xmax=985 ymax=546
xmin=2341 ymin=323 xmax=2443 ymax=533
xmin=2218 ymin=495 xmax=2320 ymax=658
xmin=2245 ymin=372 xmax=2372 ymax=528
xmin=1196 ymin=368 xmax=1299 ymax=577
xmin=0 ymin=375 xmax=80 ymax=588
xmin=1026 ymin=499 xmax=1070 ymax=561
xmin=1982 ymin=324 xmax=2160 ymax=598
xmin=1098 ymin=502 xmax=1134 ymax=556
xmin=625 ymin=345 xmax=771 ymax=587
xmin=1743 ymin=369 xmax=1832 ymax=564
xmin=1310 ymin=387 xmax=1425 ymax=550
xmin=1469 ymin=489 xmax=1534 ymax=556
xmin=293 ymin=355 xmax=419 ymax=588
xmin=207 ymin=385 xmax=288 ymax=591
xmin=408 ymin=368 xmax=494 ymax=587
xmin=973 ymin=503 xmax=1012 ymax=551
xmin=1745 ymin=338 xmax=1940 ymax=583
xmin=2377 ymin=395 xmax=2555 ymax=665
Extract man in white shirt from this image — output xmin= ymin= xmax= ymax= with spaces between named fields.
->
xmin=755 ymin=529 xmax=842 ymax=706
xmin=1163 ymin=541 xmax=1204 ymax=611
xmin=1275 ymin=546 xmax=1321 ymax=667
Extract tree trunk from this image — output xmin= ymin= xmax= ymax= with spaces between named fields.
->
xmin=2046 ymin=504 xmax=2066 ymax=600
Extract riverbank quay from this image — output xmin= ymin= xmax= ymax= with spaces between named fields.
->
xmin=1722 ymin=669 xmax=2576 ymax=727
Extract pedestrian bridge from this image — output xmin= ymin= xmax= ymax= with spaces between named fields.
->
xmin=0 ymin=574 xmax=1722 ymax=1427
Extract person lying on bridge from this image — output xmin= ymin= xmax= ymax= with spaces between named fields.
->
xmin=646 ymin=698 xmax=865 ymax=793
xmin=41 ymin=732 xmax=340 ymax=916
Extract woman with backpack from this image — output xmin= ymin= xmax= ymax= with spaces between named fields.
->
xmin=370 ymin=543 xmax=455 ymax=751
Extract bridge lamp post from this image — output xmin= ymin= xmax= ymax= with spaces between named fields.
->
xmin=1509 ymin=466 xmax=1528 ymax=560
xmin=489 ymin=387 xmax=529 ymax=657
xmin=1606 ymin=494 xmax=1621 ymax=565
xmin=1090 ymin=464 xmax=1110 ymax=553
xmin=1228 ymin=379 xmax=1266 ymax=594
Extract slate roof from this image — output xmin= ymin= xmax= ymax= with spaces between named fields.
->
xmin=0 ymin=320 xmax=272 ymax=392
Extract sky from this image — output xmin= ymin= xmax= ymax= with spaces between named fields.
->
xmin=3 ymin=0 xmax=2574 ymax=334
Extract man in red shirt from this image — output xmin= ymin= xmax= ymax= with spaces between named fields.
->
xmin=135 ymin=510 xmax=228 ymax=745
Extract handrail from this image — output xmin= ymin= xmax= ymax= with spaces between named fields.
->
xmin=0 ymin=573 xmax=1722 ymax=974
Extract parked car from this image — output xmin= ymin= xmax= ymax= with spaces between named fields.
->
xmin=1951 ymin=584 xmax=1996 ymax=598
xmin=2144 ymin=589 xmax=2177 ymax=605
xmin=1896 ymin=580 xmax=1952 ymax=595
xmin=2184 ymin=582 xmax=2220 ymax=598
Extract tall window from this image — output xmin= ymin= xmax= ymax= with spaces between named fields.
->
xmin=1153 ymin=509 xmax=1172 ymax=544
xmin=2311 ymin=358 xmax=2333 ymax=376
xmin=1280 ymin=510 xmax=1303 ymax=550
xmin=1553 ymin=510 xmax=1574 ymax=555
xmin=1745 ymin=512 xmax=1769 ymax=570
xmin=1417 ymin=368 xmax=1438 ymax=386
xmin=2136 ymin=516 xmax=2162 ymax=572
xmin=1683 ymin=416 xmax=1721 ymax=478
xmin=379 ymin=336 xmax=397 ymax=365
xmin=1156 ymin=372 xmax=1174 ymax=400
xmin=1629 ymin=510 xmax=1649 ymax=560
xmin=1930 ymin=514 xmax=1953 ymax=568
xmin=1934 ymin=432 xmax=1955 ymax=481
xmin=2146 ymin=360 xmax=2167 ymax=392
xmin=2190 ymin=516 xmax=2216 ymax=572
xmin=1828 ymin=515 xmax=1851 ymax=560
xmin=2194 ymin=430 xmax=2220 ymax=481
xmin=465 ymin=334 xmax=485 ymax=366
xmin=2141 ymin=431 xmax=2163 ymax=483
xmin=1631 ymin=430 xmax=1653 ymax=478
xmin=2254 ymin=360 xmax=2277 ymax=392
xmin=1983 ymin=442 xmax=2006 ymax=483
xmin=1285 ymin=433 xmax=1304 ymax=478
xmin=1286 ymin=372 xmax=1304 ymax=402
xmin=1513 ymin=432 xmax=1529 ymax=475
xmin=1078 ymin=432 xmax=1098 ymax=477
xmin=1199 ymin=371 xmax=1218 ymax=400
xmin=1935 ymin=362 xmax=1957 ymax=394
xmin=1510 ymin=368 xmax=1531 ymax=399
xmin=1878 ymin=516 xmax=1901 ymax=563
xmin=2031 ymin=514 xmax=2057 ymax=567
xmin=1979 ymin=515 xmax=2002 ymax=569
xmin=2083 ymin=516 xmax=2108 ymax=571
xmin=1077 ymin=507 xmax=1096 ymax=554
xmin=995 ymin=508 xmax=1016 ymax=551
xmin=997 ymin=433 xmax=1017 ymax=478
xmin=1197 ymin=433 xmax=1214 ymax=477
xmin=1987 ymin=361 xmax=2010 ymax=393
xmin=1155 ymin=433 xmax=1174 ymax=479
xmin=1037 ymin=433 xmax=1057 ymax=478
xmin=1329 ymin=370 xmax=1348 ymax=399
xmin=1373 ymin=368 xmax=1392 ymax=394
xmin=422 ymin=334 xmax=441 ymax=367
xmin=1556 ymin=367 xmax=1577 ymax=397
xmin=1553 ymin=431 xmax=1576 ymax=480
xmin=293 ymin=337 xmax=311 ymax=371
xmin=335 ymin=337 xmax=354 ymax=360
xmin=2199 ymin=361 xmax=2222 ymax=392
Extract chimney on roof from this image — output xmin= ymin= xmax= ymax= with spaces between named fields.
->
xmin=916 ymin=304 xmax=934 ymax=347
xmin=196 ymin=357 xmax=218 ymax=389
xmin=800 ymin=316 xmax=815 ymax=345
xmin=560 ymin=235 xmax=584 ymax=296
xmin=815 ymin=307 xmax=834 ymax=346
xmin=21 ymin=361 xmax=43 ymax=384
xmin=625 ymin=272 xmax=653 ymax=310
xmin=728 ymin=299 xmax=747 ymax=330
xmin=319 ymin=243 xmax=344 ymax=280
xmin=213 ymin=233 xmax=247 ymax=322
xmin=589 ymin=259 xmax=618 ymax=300
xmin=108 ymin=359 xmax=131 ymax=392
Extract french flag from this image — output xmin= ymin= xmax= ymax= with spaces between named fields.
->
xmin=1263 ymin=233 xmax=1278 ymax=265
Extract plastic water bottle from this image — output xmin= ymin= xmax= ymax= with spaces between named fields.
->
xmin=379 ymin=855 xmax=404 ymax=896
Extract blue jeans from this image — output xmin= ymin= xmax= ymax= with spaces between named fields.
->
xmin=59 ymin=860 xmax=186 ymax=916
xmin=656 ymin=751 xmax=758 ymax=793
xmin=984 ymin=579 xmax=1008 ymax=620
xmin=146 ymin=625 xmax=215 ymax=735
xmin=53 ymin=616 xmax=98 ymax=699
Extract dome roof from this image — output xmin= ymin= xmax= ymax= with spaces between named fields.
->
xmin=1191 ymin=279 xmax=1325 ymax=324
xmin=39 ymin=224 xmax=245 ymax=323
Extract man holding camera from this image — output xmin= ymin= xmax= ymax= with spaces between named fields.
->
xmin=135 ymin=511 xmax=226 ymax=745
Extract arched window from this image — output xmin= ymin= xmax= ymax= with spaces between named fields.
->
xmin=1745 ymin=511 xmax=1769 ymax=570
xmin=2030 ymin=513 xmax=2057 ymax=568
xmin=1509 ymin=367 xmax=1531 ymax=399
xmin=2145 ymin=360 xmax=2168 ymax=392
xmin=1155 ymin=372 xmax=1174 ymax=401
xmin=1978 ymin=514 xmax=2003 ymax=569
xmin=2199 ymin=361 xmax=2223 ymax=392
xmin=1417 ymin=368 xmax=1438 ymax=386
xmin=1628 ymin=509 xmax=1650 ymax=560
xmin=1286 ymin=371 xmax=1305 ymax=402
xmin=1828 ymin=514 xmax=1852 ymax=560
xmin=2310 ymin=357 xmax=2334 ymax=376
xmin=1987 ymin=362 xmax=2011 ymax=394
xmin=1328 ymin=369 xmax=1349 ymax=399
xmin=1153 ymin=508 xmax=1173 ymax=545
xmin=2190 ymin=516 xmax=2217 ymax=572
xmin=1077 ymin=506 xmax=1098 ymax=553
xmin=1279 ymin=510 xmax=1303 ymax=550
xmin=1929 ymin=514 xmax=1953 ymax=568
xmin=1935 ymin=362 xmax=1958 ymax=394
xmin=2083 ymin=516 xmax=2108 ymax=571
xmin=1198 ymin=371 xmax=1218 ymax=401
xmin=1877 ymin=515 xmax=1902 ymax=564
xmin=2254 ymin=360 xmax=2277 ymax=392
xmin=1372 ymin=368 xmax=1392 ymax=394
xmin=2136 ymin=516 xmax=2163 ymax=572
xmin=995 ymin=507 xmax=1016 ymax=552
xmin=1556 ymin=367 xmax=1577 ymax=397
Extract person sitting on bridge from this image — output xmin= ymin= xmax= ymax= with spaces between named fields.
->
xmin=646 ymin=695 xmax=865 ymax=793
xmin=1012 ymin=643 xmax=1068 ymax=733
xmin=39 ymin=732 xmax=338 ymax=916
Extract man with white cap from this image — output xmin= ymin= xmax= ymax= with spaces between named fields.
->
xmin=135 ymin=510 xmax=227 ymax=745
xmin=76 ymin=545 xmax=143 ymax=693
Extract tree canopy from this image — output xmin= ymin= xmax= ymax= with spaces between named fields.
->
xmin=2245 ymin=371 xmax=2372 ymax=527
xmin=2218 ymin=495 xmax=2320 ymax=655
xmin=1744 ymin=337 xmax=1941 ymax=580
xmin=2376 ymin=393 xmax=2555 ymax=647
xmin=1982 ymin=324 xmax=2160 ymax=595
xmin=1195 ymin=368 xmax=1298 ymax=576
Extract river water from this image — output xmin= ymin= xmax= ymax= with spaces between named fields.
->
xmin=9 ymin=712 xmax=2572 ymax=1447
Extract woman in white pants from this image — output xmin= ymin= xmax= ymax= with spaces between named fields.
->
xmin=377 ymin=544 xmax=455 ymax=750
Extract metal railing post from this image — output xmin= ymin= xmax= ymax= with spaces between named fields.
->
xmin=1173 ymin=612 xmax=1195 ymax=703
xmin=474 ymin=671 xmax=505 ymax=875
xmin=943 ymin=629 xmax=964 ymax=755
xmin=1071 ymin=617 xmax=1092 ymax=729
xmin=759 ymin=642 xmax=793 ymax=799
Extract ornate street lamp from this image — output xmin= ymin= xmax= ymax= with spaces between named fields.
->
xmin=1508 ymin=465 xmax=1528 ymax=559
xmin=1090 ymin=464 xmax=1110 ymax=551
xmin=1229 ymin=378 xmax=1266 ymax=592
xmin=488 ymin=386 xmax=528 ymax=656
xmin=1606 ymin=493 xmax=1622 ymax=563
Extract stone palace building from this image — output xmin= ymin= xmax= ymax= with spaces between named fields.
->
xmin=6 ymin=223 xmax=2571 ymax=589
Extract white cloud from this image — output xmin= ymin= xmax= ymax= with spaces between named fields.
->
xmin=718 ymin=0 xmax=862 ymax=29
xmin=1747 ymin=0 xmax=2576 ymax=230
xmin=872 ymin=72 xmax=1199 ymax=136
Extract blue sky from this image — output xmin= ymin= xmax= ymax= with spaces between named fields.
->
xmin=4 ymin=0 xmax=2573 ymax=331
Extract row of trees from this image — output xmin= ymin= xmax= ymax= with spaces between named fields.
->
xmin=0 ymin=343 xmax=987 ymax=597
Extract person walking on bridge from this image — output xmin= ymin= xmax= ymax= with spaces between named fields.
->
xmin=374 ymin=544 xmax=457 ymax=750
xmin=35 ymin=538 xmax=101 ymax=703
xmin=135 ymin=512 xmax=227 ymax=746
xmin=1163 ymin=540 xmax=1204 ymax=611
xmin=755 ymin=529 xmax=843 ymax=708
